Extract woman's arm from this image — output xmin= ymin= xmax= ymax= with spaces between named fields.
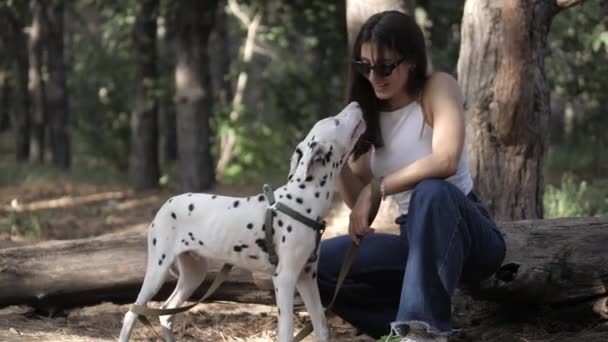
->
xmin=337 ymin=150 xmax=373 ymax=209
xmin=382 ymin=72 xmax=465 ymax=196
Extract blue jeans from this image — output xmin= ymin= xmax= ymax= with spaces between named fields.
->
xmin=317 ymin=179 xmax=506 ymax=338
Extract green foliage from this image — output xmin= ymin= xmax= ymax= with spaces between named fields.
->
xmin=215 ymin=0 xmax=347 ymax=183
xmin=68 ymin=0 xmax=138 ymax=171
xmin=544 ymin=173 xmax=608 ymax=218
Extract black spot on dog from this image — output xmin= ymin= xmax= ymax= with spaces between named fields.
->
xmin=320 ymin=180 xmax=326 ymax=187
xmin=279 ymin=195 xmax=283 ymax=199
xmin=247 ymin=197 xmax=251 ymax=201
xmin=151 ymin=223 xmax=155 ymax=228
xmin=273 ymin=211 xmax=277 ymax=217
xmin=233 ymin=200 xmax=240 ymax=208
xmin=188 ymin=232 xmax=193 ymax=236
xmin=330 ymin=171 xmax=333 ymax=178
xmin=190 ymin=235 xmax=195 ymax=241
xmin=188 ymin=203 xmax=194 ymax=211
xmin=312 ymin=271 xmax=317 ymax=279
xmin=153 ymin=238 xmax=156 ymax=246
xmin=304 ymin=265 xmax=311 ymax=273
xmin=277 ymin=220 xmax=283 ymax=227
xmin=326 ymin=192 xmax=330 ymax=200
xmin=241 ymin=244 xmax=249 ymax=249
xmin=273 ymin=272 xmax=278 ymax=277
xmin=296 ymin=178 xmax=301 ymax=182
xmin=299 ymin=184 xmax=306 ymax=189
xmin=187 ymin=193 xmax=193 ymax=197
xmin=306 ymin=208 xmax=311 ymax=214
xmin=171 ymin=212 xmax=177 ymax=219
xmin=310 ymin=141 xmax=317 ymax=148
xmin=212 ymin=195 xmax=217 ymax=199
xmin=286 ymin=194 xmax=292 ymax=200
xmin=315 ymin=192 xmax=319 ymax=198
xmin=255 ymin=239 xmax=268 ymax=253
xmin=296 ymin=197 xmax=303 ymax=204
xmin=282 ymin=235 xmax=286 ymax=243
xmin=305 ymin=176 xmax=313 ymax=182
xmin=249 ymin=255 xmax=259 ymax=260
xmin=162 ymin=254 xmax=166 ymax=259
xmin=288 ymin=174 xmax=293 ymax=181
xmin=247 ymin=223 xmax=253 ymax=229
xmin=158 ymin=260 xmax=162 ymax=265
xmin=278 ymin=308 xmax=281 ymax=316
xmin=262 ymin=224 xmax=266 ymax=231
xmin=198 ymin=240 xmax=204 ymax=245
xmin=234 ymin=245 xmax=243 ymax=252
xmin=168 ymin=198 xmax=173 ymax=203
xmin=258 ymin=195 xmax=265 ymax=202
xmin=287 ymin=225 xmax=292 ymax=232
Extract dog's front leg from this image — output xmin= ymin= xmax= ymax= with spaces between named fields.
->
xmin=296 ymin=266 xmax=330 ymax=342
xmin=272 ymin=267 xmax=299 ymax=342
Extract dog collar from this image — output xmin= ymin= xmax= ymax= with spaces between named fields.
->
xmin=263 ymin=184 xmax=326 ymax=266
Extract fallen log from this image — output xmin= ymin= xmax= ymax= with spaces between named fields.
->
xmin=0 ymin=230 xmax=273 ymax=311
xmin=0 ymin=218 xmax=606 ymax=317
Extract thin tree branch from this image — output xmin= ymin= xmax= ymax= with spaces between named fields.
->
xmin=556 ymin=0 xmax=587 ymax=9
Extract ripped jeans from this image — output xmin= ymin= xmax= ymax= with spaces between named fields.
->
xmin=316 ymin=179 xmax=506 ymax=338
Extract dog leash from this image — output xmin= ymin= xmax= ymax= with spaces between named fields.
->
xmin=293 ymin=241 xmax=359 ymax=342
xmin=129 ymin=263 xmax=233 ymax=339
xmin=293 ymin=178 xmax=382 ymax=341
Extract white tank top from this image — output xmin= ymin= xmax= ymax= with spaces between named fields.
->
xmin=370 ymin=101 xmax=473 ymax=215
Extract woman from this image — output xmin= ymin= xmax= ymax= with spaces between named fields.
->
xmin=316 ymin=11 xmax=506 ymax=342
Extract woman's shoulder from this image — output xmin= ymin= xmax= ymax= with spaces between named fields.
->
xmin=421 ymin=72 xmax=461 ymax=100
xmin=419 ymin=71 xmax=464 ymax=125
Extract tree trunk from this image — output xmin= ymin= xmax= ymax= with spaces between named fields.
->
xmin=2 ymin=5 xmax=31 ymax=162
xmin=159 ymin=4 xmax=177 ymax=163
xmin=1 ymin=217 xmax=606 ymax=318
xmin=457 ymin=0 xmax=586 ymax=220
xmin=44 ymin=0 xmax=71 ymax=169
xmin=174 ymin=0 xmax=218 ymax=192
xmin=129 ymin=0 xmax=160 ymax=190
xmin=28 ymin=0 xmax=46 ymax=163
xmin=346 ymin=0 xmax=414 ymax=50
xmin=0 ymin=231 xmax=273 ymax=310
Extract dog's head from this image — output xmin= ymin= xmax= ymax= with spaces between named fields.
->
xmin=288 ymin=102 xmax=366 ymax=181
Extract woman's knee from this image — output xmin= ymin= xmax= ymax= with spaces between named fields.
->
xmin=411 ymin=179 xmax=453 ymax=206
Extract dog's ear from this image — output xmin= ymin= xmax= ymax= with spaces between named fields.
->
xmin=306 ymin=142 xmax=331 ymax=175
xmin=288 ymin=146 xmax=303 ymax=181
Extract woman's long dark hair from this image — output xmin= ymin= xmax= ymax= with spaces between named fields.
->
xmin=348 ymin=11 xmax=429 ymax=160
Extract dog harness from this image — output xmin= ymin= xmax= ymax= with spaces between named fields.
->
xmin=262 ymin=184 xmax=326 ymax=266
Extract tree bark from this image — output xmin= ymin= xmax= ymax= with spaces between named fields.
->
xmin=346 ymin=0 xmax=414 ymax=50
xmin=456 ymin=0 xmax=586 ymax=220
xmin=44 ymin=0 xmax=71 ymax=169
xmin=28 ymin=0 xmax=46 ymax=163
xmin=1 ymin=218 xmax=606 ymax=315
xmin=129 ymin=0 xmax=160 ymax=190
xmin=1 ymin=4 xmax=31 ymax=161
xmin=174 ymin=0 xmax=218 ymax=192
xmin=0 ymin=231 xmax=273 ymax=310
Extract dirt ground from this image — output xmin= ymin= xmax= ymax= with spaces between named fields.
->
xmin=1 ymin=177 xmax=607 ymax=341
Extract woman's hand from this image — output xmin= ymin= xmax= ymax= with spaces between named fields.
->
xmin=348 ymin=183 xmax=376 ymax=245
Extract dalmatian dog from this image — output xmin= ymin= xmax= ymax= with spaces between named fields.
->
xmin=118 ymin=102 xmax=365 ymax=342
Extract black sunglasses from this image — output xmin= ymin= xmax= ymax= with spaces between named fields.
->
xmin=352 ymin=56 xmax=407 ymax=78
